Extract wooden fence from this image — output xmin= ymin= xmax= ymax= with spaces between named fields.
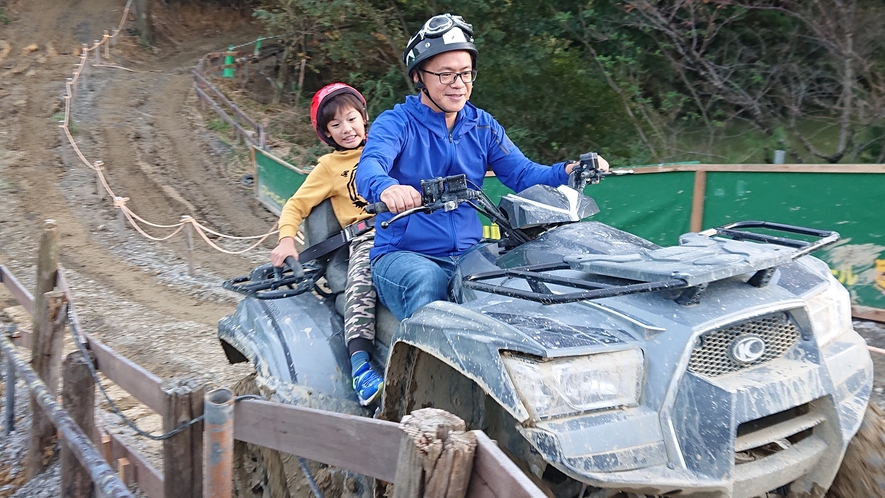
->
xmin=0 ymin=224 xmax=544 ymax=498
xmin=192 ymin=48 xmax=271 ymax=151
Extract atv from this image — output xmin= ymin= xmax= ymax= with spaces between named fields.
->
xmin=218 ymin=153 xmax=874 ymax=497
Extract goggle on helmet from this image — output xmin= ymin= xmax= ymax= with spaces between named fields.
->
xmin=403 ymin=14 xmax=478 ymax=77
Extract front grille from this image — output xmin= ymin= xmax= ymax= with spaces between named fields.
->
xmin=688 ymin=312 xmax=799 ymax=377
xmin=734 ymin=402 xmax=821 ymax=464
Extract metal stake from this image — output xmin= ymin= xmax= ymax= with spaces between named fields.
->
xmin=4 ymin=350 xmax=14 ymax=435
xmin=203 ymin=388 xmax=234 ymax=498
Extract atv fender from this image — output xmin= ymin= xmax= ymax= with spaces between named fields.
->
xmin=217 ymin=291 xmax=355 ymax=401
xmin=380 ymin=300 xmax=546 ymax=424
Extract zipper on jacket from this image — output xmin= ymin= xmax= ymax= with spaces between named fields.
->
xmin=447 ymin=130 xmax=458 ymax=253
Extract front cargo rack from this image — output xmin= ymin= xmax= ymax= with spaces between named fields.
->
xmin=462 ymin=221 xmax=840 ymax=305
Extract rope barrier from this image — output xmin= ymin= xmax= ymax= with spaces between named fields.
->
xmin=54 ymin=1 xmax=282 ymax=256
xmin=189 ymin=219 xmax=278 ymax=255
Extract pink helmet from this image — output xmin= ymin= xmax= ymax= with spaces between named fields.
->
xmin=310 ymin=83 xmax=368 ymax=147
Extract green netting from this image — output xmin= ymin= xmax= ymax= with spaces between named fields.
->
xmin=254 ymin=148 xmax=308 ymax=216
xmin=702 ymin=172 xmax=885 ymax=309
xmin=254 ymin=152 xmax=885 ymax=309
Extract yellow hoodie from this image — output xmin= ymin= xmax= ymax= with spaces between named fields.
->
xmin=277 ymin=147 xmax=370 ymax=241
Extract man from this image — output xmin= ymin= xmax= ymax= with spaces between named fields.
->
xmin=356 ymin=13 xmax=608 ymax=320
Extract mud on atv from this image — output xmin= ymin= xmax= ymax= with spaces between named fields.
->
xmin=218 ymin=153 xmax=875 ymax=497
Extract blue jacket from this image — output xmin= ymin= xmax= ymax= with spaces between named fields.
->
xmin=356 ymin=95 xmax=569 ymax=260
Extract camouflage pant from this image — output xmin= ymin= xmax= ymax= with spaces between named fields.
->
xmin=344 ymin=230 xmax=376 ymax=343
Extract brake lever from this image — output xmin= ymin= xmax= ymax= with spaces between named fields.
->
xmin=380 ymin=205 xmax=432 ymax=229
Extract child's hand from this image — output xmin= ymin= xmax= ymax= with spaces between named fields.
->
xmin=271 ymin=237 xmax=299 ymax=267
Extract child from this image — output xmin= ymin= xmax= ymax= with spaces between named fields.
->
xmin=270 ymin=83 xmax=383 ymax=405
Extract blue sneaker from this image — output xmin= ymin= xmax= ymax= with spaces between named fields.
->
xmin=352 ymin=362 xmax=384 ymax=406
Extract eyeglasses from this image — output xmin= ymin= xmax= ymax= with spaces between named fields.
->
xmin=420 ymin=69 xmax=477 ymax=85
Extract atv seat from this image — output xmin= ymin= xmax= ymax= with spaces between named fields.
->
xmin=302 ymin=199 xmax=399 ymax=355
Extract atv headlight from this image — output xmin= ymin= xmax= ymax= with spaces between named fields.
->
xmin=806 ymin=276 xmax=852 ymax=347
xmin=502 ymin=349 xmax=643 ymax=420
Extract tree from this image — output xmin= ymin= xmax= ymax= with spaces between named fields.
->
xmin=611 ymin=0 xmax=885 ymax=163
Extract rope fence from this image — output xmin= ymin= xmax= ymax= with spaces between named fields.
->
xmin=57 ymin=0 xmax=278 ymax=269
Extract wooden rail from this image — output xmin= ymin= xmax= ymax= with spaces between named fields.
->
xmin=619 ymin=163 xmax=885 ymax=174
xmin=234 ymin=398 xmax=402 ymax=481
xmin=192 ymin=67 xmax=265 ymax=150
xmin=2 ymin=262 xmax=176 ymax=497
xmin=233 ymin=398 xmax=544 ymax=497
xmin=2 ymin=259 xmax=545 ymax=497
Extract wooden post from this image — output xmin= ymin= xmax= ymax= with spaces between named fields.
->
xmin=74 ymin=66 xmax=81 ymax=95
xmin=94 ymin=161 xmax=105 ymax=199
xmin=117 ymin=458 xmax=132 ymax=486
xmin=101 ymin=434 xmax=112 ymax=463
xmin=67 ymin=77 xmax=75 ymax=100
xmin=689 ymin=169 xmax=707 ymax=232
xmin=61 ymin=350 xmax=96 ymax=498
xmin=110 ymin=27 xmax=118 ymax=47
xmin=59 ymin=122 xmax=70 ymax=168
xmin=104 ymin=31 xmax=110 ymax=58
xmin=115 ymin=197 xmax=126 ymax=241
xmin=163 ymin=379 xmax=206 ymax=498
xmin=32 ymin=220 xmax=58 ymax=341
xmin=134 ymin=0 xmax=153 ymax=46
xmin=94 ymin=40 xmax=100 ymax=64
xmin=26 ymin=290 xmax=68 ymax=479
xmin=393 ymin=408 xmax=477 ymax=498
xmin=182 ymin=216 xmax=195 ymax=276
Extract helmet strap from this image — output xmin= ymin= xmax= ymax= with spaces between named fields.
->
xmin=417 ymin=72 xmax=455 ymax=115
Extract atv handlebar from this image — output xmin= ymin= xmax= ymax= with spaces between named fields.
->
xmin=365 ymin=175 xmax=483 ymax=229
xmin=275 ymin=256 xmax=303 ymax=280
xmin=365 ymin=202 xmax=389 ymax=215
xmin=569 ymin=152 xmax=633 ymax=190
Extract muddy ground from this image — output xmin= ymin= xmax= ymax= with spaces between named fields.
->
xmin=0 ymin=0 xmax=278 ymax=495
xmin=0 ymin=0 xmax=884 ymax=497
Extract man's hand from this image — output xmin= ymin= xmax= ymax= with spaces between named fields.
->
xmin=565 ymin=155 xmax=610 ymax=174
xmin=271 ymin=237 xmax=299 ymax=267
xmin=380 ymin=185 xmax=422 ymax=214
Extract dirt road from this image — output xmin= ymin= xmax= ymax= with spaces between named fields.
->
xmin=0 ymin=0 xmax=278 ymax=488
xmin=0 ymin=0 xmax=274 ymax=369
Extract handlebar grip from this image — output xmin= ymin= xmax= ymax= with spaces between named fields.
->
xmin=366 ymin=202 xmax=389 ymax=215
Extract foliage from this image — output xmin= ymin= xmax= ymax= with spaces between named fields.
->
xmin=206 ymin=118 xmax=232 ymax=133
xmin=251 ymin=0 xmax=885 ymax=164
xmin=0 ymin=8 xmax=9 ymax=25
xmin=51 ymin=113 xmax=77 ymax=135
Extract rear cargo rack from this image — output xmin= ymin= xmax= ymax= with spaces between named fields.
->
xmin=462 ymin=221 xmax=840 ymax=306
